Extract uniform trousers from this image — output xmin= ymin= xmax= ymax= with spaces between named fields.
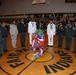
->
xmin=0 ymin=42 xmax=2 ymax=54
xmin=58 ymin=34 xmax=63 ymax=47
xmin=48 ymin=34 xmax=54 ymax=46
xmin=20 ymin=32 xmax=26 ymax=46
xmin=65 ymin=36 xmax=72 ymax=49
xmin=11 ymin=35 xmax=17 ymax=47
xmin=2 ymin=37 xmax=7 ymax=51
xmin=74 ymin=37 xmax=76 ymax=52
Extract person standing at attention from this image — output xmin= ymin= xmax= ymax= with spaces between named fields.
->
xmin=56 ymin=22 xmax=65 ymax=48
xmin=0 ymin=27 xmax=3 ymax=57
xmin=47 ymin=19 xmax=56 ymax=47
xmin=64 ymin=20 xmax=73 ymax=50
xmin=28 ymin=18 xmax=37 ymax=46
xmin=0 ymin=21 xmax=8 ymax=53
xmin=72 ymin=20 xmax=76 ymax=53
xmin=17 ymin=19 xmax=27 ymax=47
xmin=9 ymin=20 xmax=18 ymax=48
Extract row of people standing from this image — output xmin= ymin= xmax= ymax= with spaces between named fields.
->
xmin=10 ymin=18 xmax=45 ymax=48
xmin=10 ymin=19 xmax=76 ymax=54
xmin=9 ymin=19 xmax=76 ymax=54
xmin=0 ymin=18 xmax=76 ymax=57
xmin=0 ymin=19 xmax=27 ymax=57
xmin=56 ymin=20 xmax=76 ymax=53
xmin=9 ymin=19 xmax=27 ymax=49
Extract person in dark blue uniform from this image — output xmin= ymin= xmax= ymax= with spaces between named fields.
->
xmin=73 ymin=20 xmax=76 ymax=53
xmin=56 ymin=22 xmax=65 ymax=48
xmin=64 ymin=20 xmax=73 ymax=50
xmin=0 ymin=21 xmax=8 ymax=53
xmin=0 ymin=27 xmax=3 ymax=57
xmin=17 ymin=19 xmax=27 ymax=47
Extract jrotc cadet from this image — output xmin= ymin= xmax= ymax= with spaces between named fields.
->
xmin=47 ymin=19 xmax=56 ymax=47
xmin=17 ymin=18 xmax=27 ymax=47
xmin=56 ymin=22 xmax=65 ymax=48
xmin=64 ymin=20 xmax=73 ymax=50
xmin=9 ymin=20 xmax=18 ymax=48
xmin=0 ymin=27 xmax=2 ymax=57
xmin=72 ymin=20 xmax=76 ymax=53
xmin=0 ymin=21 xmax=8 ymax=53
xmin=28 ymin=18 xmax=37 ymax=46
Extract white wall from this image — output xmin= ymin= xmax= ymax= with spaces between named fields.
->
xmin=0 ymin=0 xmax=76 ymax=15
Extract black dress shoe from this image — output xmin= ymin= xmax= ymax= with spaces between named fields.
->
xmin=59 ymin=46 xmax=62 ymax=48
xmin=0 ymin=54 xmax=2 ymax=56
xmin=72 ymin=51 xmax=76 ymax=53
xmin=21 ymin=45 xmax=25 ymax=47
xmin=50 ymin=45 xmax=53 ymax=47
xmin=64 ymin=48 xmax=67 ymax=49
xmin=47 ymin=45 xmax=49 ymax=47
xmin=67 ymin=48 xmax=70 ymax=50
xmin=57 ymin=45 xmax=60 ymax=47
xmin=58 ymin=46 xmax=61 ymax=48
xmin=4 ymin=50 xmax=8 ymax=53
xmin=74 ymin=52 xmax=76 ymax=53
xmin=48 ymin=45 xmax=53 ymax=47
xmin=0 ymin=54 xmax=3 ymax=58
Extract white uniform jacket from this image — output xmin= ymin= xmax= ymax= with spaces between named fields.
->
xmin=28 ymin=21 xmax=36 ymax=34
xmin=47 ymin=23 xmax=56 ymax=35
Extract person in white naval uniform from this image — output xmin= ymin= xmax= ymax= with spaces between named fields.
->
xmin=47 ymin=19 xmax=56 ymax=47
xmin=28 ymin=18 xmax=37 ymax=45
xmin=9 ymin=20 xmax=18 ymax=48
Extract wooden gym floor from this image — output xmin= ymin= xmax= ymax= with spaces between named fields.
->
xmin=0 ymin=32 xmax=76 ymax=75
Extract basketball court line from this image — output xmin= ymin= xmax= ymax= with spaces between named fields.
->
xmin=0 ymin=66 xmax=11 ymax=75
xmin=0 ymin=38 xmax=58 ymax=75
xmin=17 ymin=48 xmax=48 ymax=75
xmin=17 ymin=39 xmax=58 ymax=75
xmin=70 ymin=71 xmax=76 ymax=75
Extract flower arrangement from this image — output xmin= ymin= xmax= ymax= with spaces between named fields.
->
xmin=31 ymin=29 xmax=45 ymax=58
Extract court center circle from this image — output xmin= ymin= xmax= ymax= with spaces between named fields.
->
xmin=26 ymin=52 xmax=54 ymax=62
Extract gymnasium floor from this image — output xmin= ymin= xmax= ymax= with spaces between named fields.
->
xmin=0 ymin=32 xmax=76 ymax=75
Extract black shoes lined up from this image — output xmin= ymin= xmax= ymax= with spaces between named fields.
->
xmin=21 ymin=45 xmax=25 ymax=47
xmin=4 ymin=49 xmax=8 ymax=52
xmin=64 ymin=48 xmax=70 ymax=50
xmin=57 ymin=46 xmax=76 ymax=54
xmin=57 ymin=45 xmax=70 ymax=50
xmin=57 ymin=45 xmax=62 ymax=48
xmin=0 ymin=49 xmax=8 ymax=58
xmin=0 ymin=54 xmax=3 ymax=58
xmin=72 ymin=51 xmax=76 ymax=54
